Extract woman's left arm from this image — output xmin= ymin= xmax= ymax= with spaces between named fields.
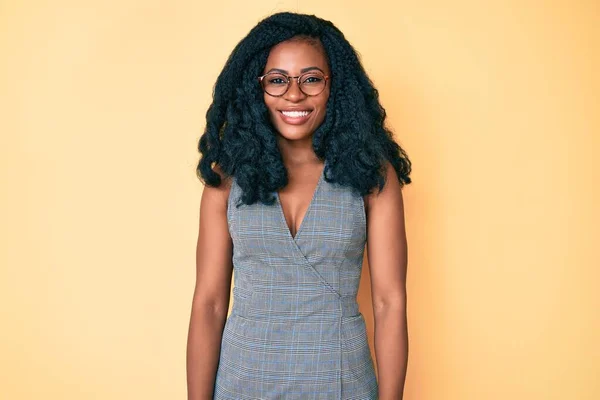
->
xmin=365 ymin=161 xmax=409 ymax=400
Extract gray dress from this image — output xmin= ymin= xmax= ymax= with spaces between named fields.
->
xmin=214 ymin=165 xmax=378 ymax=399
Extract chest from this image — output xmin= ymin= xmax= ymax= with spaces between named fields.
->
xmin=227 ymin=178 xmax=367 ymax=259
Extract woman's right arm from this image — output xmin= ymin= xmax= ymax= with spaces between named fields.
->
xmin=186 ymin=176 xmax=233 ymax=400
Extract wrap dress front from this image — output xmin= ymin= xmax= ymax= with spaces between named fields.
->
xmin=214 ymin=164 xmax=378 ymax=400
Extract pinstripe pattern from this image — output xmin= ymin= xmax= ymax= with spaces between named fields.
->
xmin=214 ymin=164 xmax=378 ymax=399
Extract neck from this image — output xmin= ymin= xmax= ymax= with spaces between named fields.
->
xmin=276 ymin=135 xmax=320 ymax=166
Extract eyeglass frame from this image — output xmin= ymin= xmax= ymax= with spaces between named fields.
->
xmin=257 ymin=71 xmax=330 ymax=97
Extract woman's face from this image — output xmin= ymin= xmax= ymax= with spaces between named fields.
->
xmin=262 ymin=39 xmax=330 ymax=142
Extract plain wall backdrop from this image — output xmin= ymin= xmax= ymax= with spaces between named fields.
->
xmin=1 ymin=0 xmax=598 ymax=399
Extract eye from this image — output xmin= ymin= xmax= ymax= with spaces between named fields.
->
xmin=266 ymin=74 xmax=288 ymax=85
xmin=301 ymin=74 xmax=324 ymax=84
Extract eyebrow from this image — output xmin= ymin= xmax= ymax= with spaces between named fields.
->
xmin=266 ymin=66 xmax=325 ymax=74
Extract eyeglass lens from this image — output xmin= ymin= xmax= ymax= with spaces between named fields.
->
xmin=261 ymin=72 xmax=326 ymax=96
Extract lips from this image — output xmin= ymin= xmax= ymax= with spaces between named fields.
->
xmin=278 ymin=109 xmax=313 ymax=125
xmin=281 ymin=110 xmax=310 ymax=117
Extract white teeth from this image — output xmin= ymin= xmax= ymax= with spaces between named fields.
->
xmin=281 ymin=110 xmax=310 ymax=118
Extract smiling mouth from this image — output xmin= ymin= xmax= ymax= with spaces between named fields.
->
xmin=280 ymin=110 xmax=312 ymax=118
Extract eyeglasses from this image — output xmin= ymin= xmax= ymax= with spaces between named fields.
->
xmin=258 ymin=71 xmax=330 ymax=97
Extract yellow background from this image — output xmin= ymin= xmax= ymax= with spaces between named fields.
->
xmin=1 ymin=0 xmax=598 ymax=399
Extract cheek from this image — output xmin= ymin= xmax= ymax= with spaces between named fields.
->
xmin=314 ymin=94 xmax=329 ymax=121
xmin=263 ymin=94 xmax=277 ymax=113
xmin=317 ymin=89 xmax=330 ymax=109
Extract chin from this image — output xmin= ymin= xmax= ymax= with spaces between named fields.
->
xmin=275 ymin=125 xmax=316 ymax=141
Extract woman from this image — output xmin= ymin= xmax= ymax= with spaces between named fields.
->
xmin=187 ymin=12 xmax=412 ymax=400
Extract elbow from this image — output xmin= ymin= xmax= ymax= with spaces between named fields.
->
xmin=191 ymin=294 xmax=230 ymax=322
xmin=372 ymin=292 xmax=406 ymax=317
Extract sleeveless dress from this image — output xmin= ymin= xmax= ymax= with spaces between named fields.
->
xmin=214 ymin=165 xmax=378 ymax=400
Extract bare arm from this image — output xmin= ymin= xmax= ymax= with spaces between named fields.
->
xmin=186 ymin=174 xmax=233 ymax=400
xmin=365 ymin=162 xmax=409 ymax=400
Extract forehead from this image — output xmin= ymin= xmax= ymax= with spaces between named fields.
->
xmin=263 ymin=40 xmax=329 ymax=73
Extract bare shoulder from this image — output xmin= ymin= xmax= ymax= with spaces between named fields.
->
xmin=363 ymin=161 xmax=408 ymax=307
xmin=195 ymin=164 xmax=234 ymax=307
xmin=364 ymin=161 xmax=404 ymax=213
xmin=201 ymin=164 xmax=233 ymax=209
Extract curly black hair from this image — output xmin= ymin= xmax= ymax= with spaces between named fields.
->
xmin=196 ymin=12 xmax=412 ymax=206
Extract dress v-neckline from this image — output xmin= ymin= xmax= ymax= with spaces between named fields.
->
xmin=275 ymin=163 xmax=326 ymax=241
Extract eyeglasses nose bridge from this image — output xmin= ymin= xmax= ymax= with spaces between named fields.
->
xmin=285 ymin=75 xmax=304 ymax=96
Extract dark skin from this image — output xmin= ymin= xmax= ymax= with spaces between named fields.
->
xmin=186 ymin=38 xmax=408 ymax=400
xmin=263 ymin=39 xmax=331 ymax=237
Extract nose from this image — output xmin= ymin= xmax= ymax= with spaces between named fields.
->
xmin=284 ymin=78 xmax=305 ymax=102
